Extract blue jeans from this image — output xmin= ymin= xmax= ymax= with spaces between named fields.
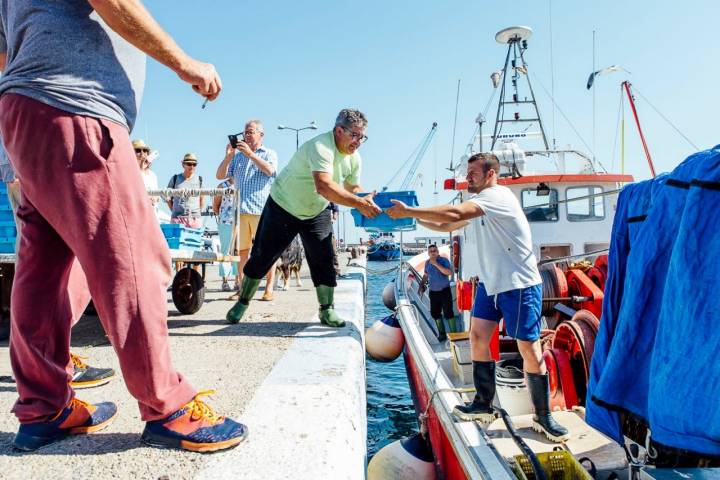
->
xmin=217 ymin=222 xmax=237 ymax=279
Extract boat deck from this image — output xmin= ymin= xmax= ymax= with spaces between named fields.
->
xmin=0 ymin=255 xmax=367 ymax=479
xmin=430 ymin=335 xmax=627 ymax=473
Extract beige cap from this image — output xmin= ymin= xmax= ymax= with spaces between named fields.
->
xmin=132 ymin=139 xmax=150 ymax=150
xmin=183 ymin=153 xmax=198 ymax=162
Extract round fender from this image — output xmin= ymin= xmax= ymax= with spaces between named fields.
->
xmin=366 ymin=315 xmax=405 ymax=362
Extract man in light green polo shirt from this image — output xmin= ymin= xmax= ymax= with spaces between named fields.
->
xmin=227 ymin=109 xmax=381 ymax=327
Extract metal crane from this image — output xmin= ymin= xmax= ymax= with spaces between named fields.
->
xmin=382 ymin=122 xmax=438 ymax=192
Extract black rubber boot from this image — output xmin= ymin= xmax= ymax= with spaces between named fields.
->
xmin=526 ymin=372 xmax=570 ymax=442
xmin=434 ymin=318 xmax=447 ymax=342
xmin=452 ymin=361 xmax=497 ymax=423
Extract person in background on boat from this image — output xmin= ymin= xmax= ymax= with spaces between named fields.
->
xmin=419 ymin=244 xmax=456 ymax=342
xmin=387 ymin=152 xmax=569 ymax=442
xmin=133 ymin=139 xmax=160 ymax=218
xmin=167 ymin=153 xmax=205 ymax=229
xmin=216 ymin=119 xmax=278 ymax=298
xmin=225 ymin=108 xmax=382 ymax=326
xmin=0 ymin=0 xmax=247 ymax=453
xmin=0 ymin=133 xmax=116 ymax=391
xmin=213 ymin=177 xmax=238 ymax=291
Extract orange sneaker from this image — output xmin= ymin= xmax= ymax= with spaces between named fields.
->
xmin=141 ymin=390 xmax=247 ymax=453
xmin=13 ymin=397 xmax=118 ymax=451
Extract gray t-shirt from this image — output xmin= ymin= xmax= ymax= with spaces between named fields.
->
xmin=168 ymin=174 xmax=203 ymax=218
xmin=0 ymin=1 xmax=146 ymax=131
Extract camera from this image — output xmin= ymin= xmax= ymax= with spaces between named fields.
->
xmin=228 ymin=132 xmax=245 ymax=149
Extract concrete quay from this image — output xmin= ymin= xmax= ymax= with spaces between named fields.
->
xmin=0 ymin=254 xmax=367 ymax=480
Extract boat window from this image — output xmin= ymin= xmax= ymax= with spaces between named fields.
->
xmin=566 ymin=186 xmax=605 ymax=222
xmin=521 ymin=188 xmax=559 ymax=222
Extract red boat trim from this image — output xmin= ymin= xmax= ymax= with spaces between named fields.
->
xmin=498 ymin=174 xmax=634 ymax=185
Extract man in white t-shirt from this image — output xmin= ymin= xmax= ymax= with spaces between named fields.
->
xmin=387 ymin=152 xmax=568 ymax=442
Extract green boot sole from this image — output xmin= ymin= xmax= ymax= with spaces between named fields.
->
xmin=226 ymin=277 xmax=261 ymax=324
xmin=226 ymin=301 xmax=250 ymax=324
xmin=319 ymin=308 xmax=346 ymax=328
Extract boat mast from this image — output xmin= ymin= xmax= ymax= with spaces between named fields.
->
xmin=622 ymin=80 xmax=656 ymax=177
xmin=490 ymin=26 xmax=550 ymax=151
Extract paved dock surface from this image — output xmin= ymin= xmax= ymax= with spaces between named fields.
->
xmin=0 ymin=254 xmax=366 ymax=479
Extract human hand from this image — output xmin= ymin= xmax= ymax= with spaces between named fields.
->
xmin=176 ymin=57 xmax=222 ymax=101
xmin=386 ymin=199 xmax=410 ymax=219
xmin=357 ymin=191 xmax=381 ymax=219
xmin=236 ymin=141 xmax=253 ymax=157
xmin=225 ymin=143 xmax=235 ymax=158
xmin=418 ymin=282 xmax=427 ymax=296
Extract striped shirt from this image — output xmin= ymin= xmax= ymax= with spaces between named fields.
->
xmin=228 ymin=145 xmax=278 ymax=215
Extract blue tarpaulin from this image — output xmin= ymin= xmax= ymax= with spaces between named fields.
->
xmin=587 ymin=145 xmax=720 ymax=455
xmin=586 ymin=177 xmax=661 ymax=443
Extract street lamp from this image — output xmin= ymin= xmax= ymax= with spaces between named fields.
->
xmin=277 ymin=121 xmax=318 ymax=150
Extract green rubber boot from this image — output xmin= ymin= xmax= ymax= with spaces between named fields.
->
xmin=226 ymin=277 xmax=261 ymax=324
xmin=316 ymin=285 xmax=346 ymax=328
xmin=435 ymin=319 xmax=447 ymax=342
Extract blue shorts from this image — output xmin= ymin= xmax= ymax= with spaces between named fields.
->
xmin=471 ymin=283 xmax=542 ymax=341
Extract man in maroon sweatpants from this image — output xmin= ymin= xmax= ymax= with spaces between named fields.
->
xmin=0 ymin=1 xmax=246 ymax=453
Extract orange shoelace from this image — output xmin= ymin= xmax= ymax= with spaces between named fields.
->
xmin=186 ymin=390 xmax=223 ymax=423
xmin=70 ymin=352 xmax=88 ymax=369
xmin=50 ymin=396 xmax=92 ymax=421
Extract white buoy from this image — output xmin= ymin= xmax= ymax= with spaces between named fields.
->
xmin=365 ymin=314 xmax=405 ymax=362
xmin=368 ymin=434 xmax=436 ymax=480
xmin=382 ymin=280 xmax=397 ymax=311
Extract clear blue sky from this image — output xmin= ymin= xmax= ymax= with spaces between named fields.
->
xmin=139 ymin=0 xmax=719 ymax=243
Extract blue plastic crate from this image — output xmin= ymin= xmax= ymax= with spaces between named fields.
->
xmin=160 ymin=224 xmax=203 ymax=244
xmin=165 ymin=238 xmax=203 ymax=250
xmin=0 ymin=220 xmax=16 ymax=238
xmin=0 ymin=183 xmax=7 ymax=194
xmin=0 ymin=236 xmax=15 ymax=253
xmin=351 ymin=190 xmax=419 ymax=232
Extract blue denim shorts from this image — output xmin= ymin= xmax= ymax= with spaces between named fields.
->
xmin=471 ymin=282 xmax=542 ymax=341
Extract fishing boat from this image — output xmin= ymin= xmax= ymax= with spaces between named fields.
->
xmin=367 ymin=233 xmax=402 ymax=262
xmin=371 ymin=26 xmax=720 ymax=479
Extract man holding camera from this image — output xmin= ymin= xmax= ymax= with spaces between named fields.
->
xmin=216 ymin=120 xmax=278 ymax=298
xmin=225 ymin=109 xmax=381 ymax=327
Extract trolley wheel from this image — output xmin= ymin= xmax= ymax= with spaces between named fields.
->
xmin=172 ymin=267 xmax=205 ymax=315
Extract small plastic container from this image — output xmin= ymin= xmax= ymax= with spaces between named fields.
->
xmin=0 ymin=220 xmax=16 ymax=238
xmin=0 ymin=236 xmax=15 ymax=253
xmin=512 ymin=451 xmax=592 ymax=480
xmin=351 ymin=190 xmax=418 ymax=232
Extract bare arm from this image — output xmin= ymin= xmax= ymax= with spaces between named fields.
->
xmin=212 ymin=195 xmax=222 ymax=216
xmin=430 ymin=258 xmax=453 ymax=276
xmin=387 ymin=199 xmax=484 ymax=223
xmin=344 ymin=181 xmax=362 ymax=194
xmin=0 ymin=53 xmax=6 ymax=70
xmin=418 ymin=218 xmax=469 ymax=233
xmin=216 ymin=144 xmax=234 ymax=180
xmin=88 ymin=0 xmax=221 ymax=100
xmin=313 ymin=172 xmax=380 ymax=218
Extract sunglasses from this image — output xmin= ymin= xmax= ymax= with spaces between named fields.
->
xmin=183 ymin=162 xmax=197 ymax=167
xmin=135 ymin=148 xmax=150 ymax=154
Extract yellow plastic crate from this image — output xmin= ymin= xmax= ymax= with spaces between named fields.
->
xmin=511 ymin=451 xmax=592 ymax=480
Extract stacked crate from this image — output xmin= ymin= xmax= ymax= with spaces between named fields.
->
xmin=160 ymin=224 xmax=203 ymax=250
xmin=0 ymin=184 xmax=16 ymax=253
